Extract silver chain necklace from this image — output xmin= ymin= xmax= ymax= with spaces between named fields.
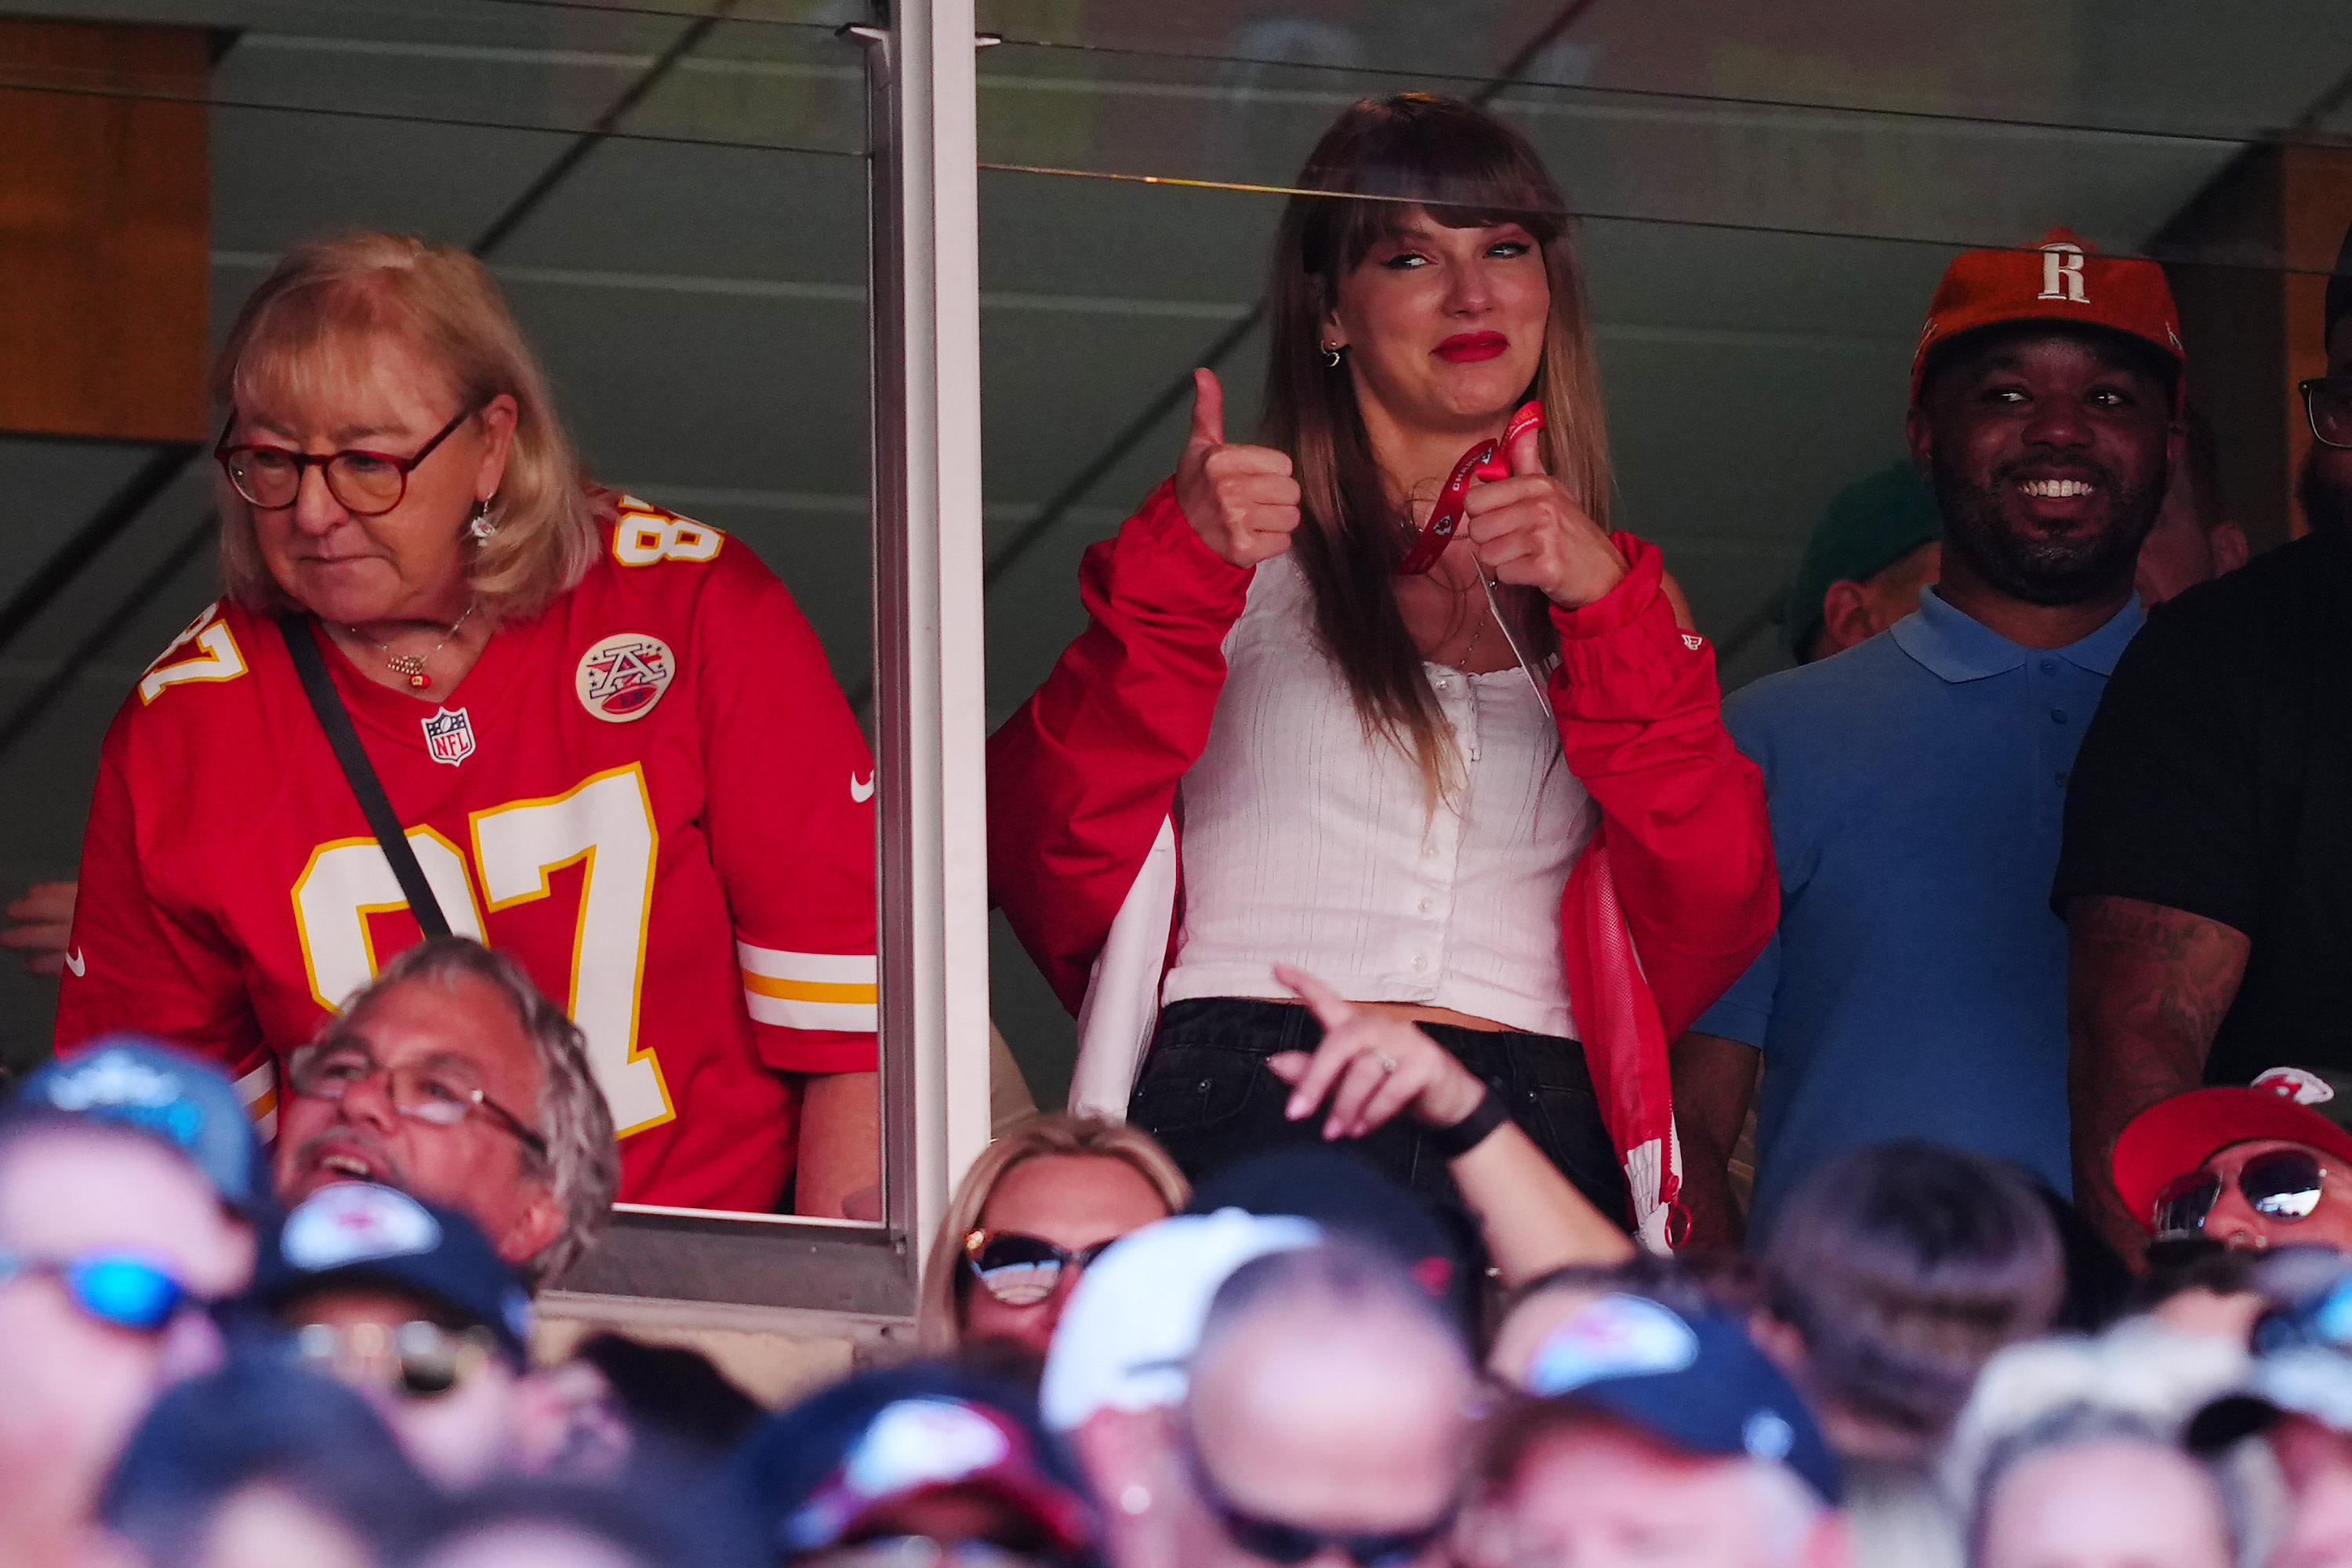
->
xmin=345 ymin=599 xmax=477 ymax=691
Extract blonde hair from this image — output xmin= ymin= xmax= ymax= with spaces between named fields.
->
xmin=212 ymin=231 xmax=601 ymax=622
xmin=916 ymin=1112 xmax=1189 ymax=1355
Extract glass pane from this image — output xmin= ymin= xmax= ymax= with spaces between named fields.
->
xmin=0 ymin=0 xmax=877 ymax=1232
xmin=977 ymin=2 xmax=2352 ymax=1096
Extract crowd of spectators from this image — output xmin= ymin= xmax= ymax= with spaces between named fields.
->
xmin=16 ymin=76 xmax=2352 ymax=1568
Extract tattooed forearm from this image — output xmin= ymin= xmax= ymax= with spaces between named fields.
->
xmin=2064 ymin=895 xmax=2252 ymax=1257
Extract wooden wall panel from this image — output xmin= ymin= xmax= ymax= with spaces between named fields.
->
xmin=0 ymin=18 xmax=209 ymax=443
xmin=2156 ymin=140 xmax=2352 ymax=548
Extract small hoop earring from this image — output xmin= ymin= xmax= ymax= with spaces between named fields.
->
xmin=1320 ymin=343 xmax=1343 ymax=368
xmin=466 ymin=499 xmax=499 ymax=542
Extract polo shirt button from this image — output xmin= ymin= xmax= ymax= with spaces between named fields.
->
xmin=1422 ymin=844 xmax=1439 ymax=860
xmin=1417 ymin=897 xmax=1435 ymax=914
xmin=2056 ymin=771 xmax=2071 ymax=786
xmin=2038 ymin=658 xmax=2060 ymax=674
xmin=1411 ymin=954 xmax=1429 ymax=971
xmin=2050 ymin=709 xmax=2068 ymax=724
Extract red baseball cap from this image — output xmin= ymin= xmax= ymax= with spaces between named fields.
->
xmin=2113 ymin=1069 xmax=2352 ymax=1237
xmin=1911 ymin=227 xmax=2185 ymax=405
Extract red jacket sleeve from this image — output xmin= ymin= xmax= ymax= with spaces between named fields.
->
xmin=985 ymin=481 xmax=1250 ymax=1012
xmin=56 ymin=709 xmax=270 ymax=1075
xmin=1548 ymin=534 xmax=1778 ymax=1039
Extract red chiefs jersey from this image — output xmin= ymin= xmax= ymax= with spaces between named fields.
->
xmin=57 ymin=496 xmax=878 ymax=1212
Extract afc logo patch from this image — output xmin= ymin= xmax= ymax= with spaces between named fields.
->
xmin=576 ymin=632 xmax=676 ymax=724
xmin=421 ymin=706 xmax=477 ymax=766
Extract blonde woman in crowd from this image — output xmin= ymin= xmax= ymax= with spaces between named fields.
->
xmin=916 ymin=1112 xmax=1189 ymax=1359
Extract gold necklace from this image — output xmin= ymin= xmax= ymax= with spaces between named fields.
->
xmin=346 ymin=600 xmax=477 ymax=691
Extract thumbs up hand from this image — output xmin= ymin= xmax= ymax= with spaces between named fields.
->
xmin=1460 ymin=420 xmax=1628 ymax=607
xmin=1174 ymin=368 xmax=1303 ymax=569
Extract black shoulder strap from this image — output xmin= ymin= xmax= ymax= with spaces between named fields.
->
xmin=277 ymin=615 xmax=452 ymax=938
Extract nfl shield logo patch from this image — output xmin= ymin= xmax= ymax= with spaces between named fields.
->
xmin=422 ymin=706 xmax=476 ymax=766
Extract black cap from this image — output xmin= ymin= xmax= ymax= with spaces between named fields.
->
xmin=251 ymin=1183 xmax=532 ymax=1363
xmin=1184 ymin=1144 xmax=1480 ymax=1332
xmin=1526 ymin=1293 xmax=1842 ymax=1505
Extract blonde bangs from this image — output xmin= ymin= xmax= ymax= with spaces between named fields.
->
xmin=212 ymin=231 xmax=601 ymax=622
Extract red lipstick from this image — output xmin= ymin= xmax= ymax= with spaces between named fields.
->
xmin=1434 ymin=332 xmax=1508 ymax=364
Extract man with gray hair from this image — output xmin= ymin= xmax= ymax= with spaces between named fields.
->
xmin=272 ymin=936 xmax=619 ymax=1287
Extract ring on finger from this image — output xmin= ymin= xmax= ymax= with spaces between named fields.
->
xmin=1374 ymin=1053 xmax=1399 ymax=1076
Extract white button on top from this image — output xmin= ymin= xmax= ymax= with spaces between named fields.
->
xmin=1410 ymin=954 xmax=1428 ymax=971
xmin=1422 ymin=844 xmax=1439 ymax=859
xmin=1417 ymin=896 xmax=1435 ymax=914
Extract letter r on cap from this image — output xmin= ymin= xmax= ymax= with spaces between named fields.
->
xmin=2039 ymin=243 xmax=2087 ymax=303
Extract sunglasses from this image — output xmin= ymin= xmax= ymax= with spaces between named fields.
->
xmin=1178 ymin=1423 xmax=1452 ymax=1568
xmin=2154 ymin=1149 xmax=2327 ymax=1240
xmin=292 ymin=1319 xmax=502 ymax=1399
xmin=0 ymin=1247 xmax=200 ymax=1332
xmin=962 ymin=1230 xmax=1116 ymax=1307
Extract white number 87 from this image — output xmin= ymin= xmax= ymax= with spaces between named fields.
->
xmin=289 ymin=765 xmax=673 ymax=1136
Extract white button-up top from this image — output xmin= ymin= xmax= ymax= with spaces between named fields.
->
xmin=1160 ymin=555 xmax=1592 ymax=1038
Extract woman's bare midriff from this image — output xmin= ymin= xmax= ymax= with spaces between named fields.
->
xmin=1248 ymin=996 xmax=1511 ymax=1033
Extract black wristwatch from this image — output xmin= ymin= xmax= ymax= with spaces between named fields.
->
xmin=1428 ymin=1085 xmax=1510 ymax=1160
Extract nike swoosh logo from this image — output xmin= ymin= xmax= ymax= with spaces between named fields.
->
xmin=850 ymin=772 xmax=876 ymax=804
xmin=64 ymin=947 xmax=85 ymax=977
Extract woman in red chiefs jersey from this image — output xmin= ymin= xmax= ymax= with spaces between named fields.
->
xmin=59 ymin=232 xmax=880 ymax=1220
xmin=988 ymin=95 xmax=1776 ymax=1248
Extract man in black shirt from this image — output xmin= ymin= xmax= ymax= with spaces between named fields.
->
xmin=2059 ymin=217 xmax=2352 ymax=1256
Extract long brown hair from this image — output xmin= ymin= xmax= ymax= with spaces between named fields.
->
xmin=1262 ymin=95 xmax=1613 ymax=800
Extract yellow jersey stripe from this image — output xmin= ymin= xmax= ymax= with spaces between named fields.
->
xmin=742 ymin=973 xmax=879 ymax=1004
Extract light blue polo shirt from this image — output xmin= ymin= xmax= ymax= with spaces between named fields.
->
xmin=1697 ymin=588 xmax=2143 ymax=1236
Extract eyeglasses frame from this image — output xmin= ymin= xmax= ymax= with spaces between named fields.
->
xmin=1171 ymin=1411 xmax=1456 ymax=1568
xmin=2299 ymin=376 xmax=2352 ymax=451
xmin=287 ymin=1038 xmax=550 ymax=1160
xmin=214 ymin=402 xmax=484 ymax=517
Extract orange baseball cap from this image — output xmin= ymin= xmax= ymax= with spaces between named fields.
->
xmin=2113 ymin=1069 xmax=2352 ymax=1237
xmin=1911 ymin=227 xmax=2185 ymax=405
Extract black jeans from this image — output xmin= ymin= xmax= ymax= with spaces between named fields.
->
xmin=1129 ymin=997 xmax=1633 ymax=1232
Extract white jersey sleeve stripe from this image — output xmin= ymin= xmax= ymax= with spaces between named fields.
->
xmin=735 ymin=942 xmax=877 ymax=985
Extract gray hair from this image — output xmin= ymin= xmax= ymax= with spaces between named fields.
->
xmin=331 ymin=936 xmax=619 ymax=1286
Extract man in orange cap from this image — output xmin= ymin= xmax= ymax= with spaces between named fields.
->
xmin=2062 ymin=213 xmax=2352 ymax=1259
xmin=1676 ymin=229 xmax=2182 ymax=1245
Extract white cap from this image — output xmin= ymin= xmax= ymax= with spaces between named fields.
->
xmin=1038 ymin=1208 xmax=1320 ymax=1432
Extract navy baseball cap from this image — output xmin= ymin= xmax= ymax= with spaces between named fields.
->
xmin=1527 ymin=1293 xmax=1842 ymax=1505
xmin=16 ymin=1038 xmax=267 ymax=1215
xmin=251 ymin=1183 xmax=533 ymax=1363
xmin=737 ymin=1363 xmax=1099 ymax=1562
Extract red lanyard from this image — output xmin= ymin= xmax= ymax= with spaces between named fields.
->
xmin=1395 ymin=401 xmax=1546 ymax=575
